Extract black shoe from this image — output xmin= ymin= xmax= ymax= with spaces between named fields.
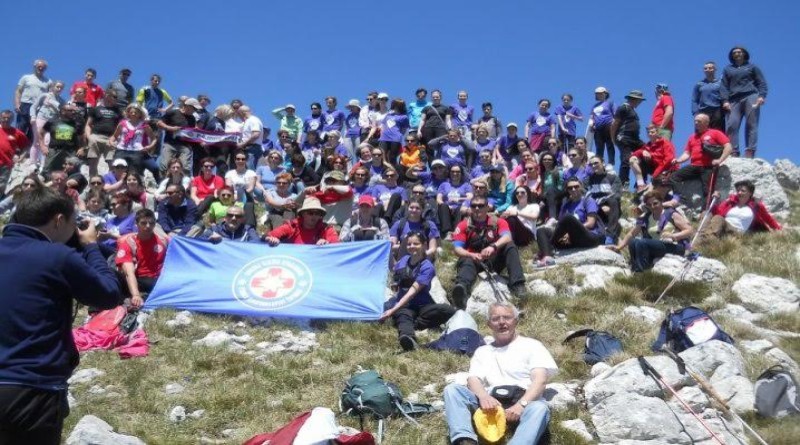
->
xmin=510 ymin=284 xmax=528 ymax=299
xmin=452 ymin=283 xmax=468 ymax=309
xmin=399 ymin=335 xmax=417 ymax=351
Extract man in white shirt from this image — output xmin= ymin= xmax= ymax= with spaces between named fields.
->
xmin=444 ymin=302 xmax=557 ymax=445
xmin=237 ymin=106 xmax=263 ymax=170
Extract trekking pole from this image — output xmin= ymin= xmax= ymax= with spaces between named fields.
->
xmin=638 ymin=356 xmax=727 ymax=445
xmin=653 ymin=253 xmax=697 ymax=305
xmin=705 ymin=167 xmax=719 ymax=211
xmin=479 ymin=261 xmax=509 ymax=303
xmin=689 ymin=196 xmax=718 ymax=251
xmin=662 ymin=348 xmax=770 ymax=445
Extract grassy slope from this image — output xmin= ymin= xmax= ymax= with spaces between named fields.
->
xmin=62 ymin=192 xmax=800 ymax=444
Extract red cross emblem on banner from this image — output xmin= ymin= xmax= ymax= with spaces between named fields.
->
xmin=249 ymin=267 xmax=296 ymax=299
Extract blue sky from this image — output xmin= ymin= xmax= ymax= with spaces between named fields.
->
xmin=3 ymin=1 xmax=799 ymax=163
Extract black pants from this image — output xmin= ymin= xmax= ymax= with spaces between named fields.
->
xmin=15 ymin=103 xmax=33 ymax=141
xmin=437 ymin=203 xmax=464 ymax=234
xmin=698 ymin=107 xmax=725 ymax=132
xmin=594 ymin=126 xmax=615 ymax=166
xmin=507 ymin=216 xmax=535 ymax=247
xmin=0 ymin=386 xmax=68 ymax=445
xmin=598 ymin=198 xmax=621 ymax=238
xmin=536 ymin=215 xmax=603 ymax=257
xmin=387 ymin=303 xmax=455 ymax=338
xmin=421 ymin=127 xmax=447 ymax=161
xmin=670 ymin=165 xmax=714 ymax=209
xmin=616 ymin=137 xmax=642 ymax=185
xmin=375 ymin=194 xmax=403 ymax=224
xmin=379 ymin=141 xmax=402 ymax=166
xmin=455 ymin=244 xmax=525 ymax=290
xmin=542 ymin=188 xmax=563 ymax=220
xmin=629 ymin=238 xmax=685 ymax=272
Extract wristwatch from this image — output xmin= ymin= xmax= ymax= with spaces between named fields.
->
xmin=519 ymin=400 xmax=528 ymax=407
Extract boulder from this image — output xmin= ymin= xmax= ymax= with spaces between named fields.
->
xmin=543 ymin=382 xmax=579 ymax=411
xmin=560 ymin=419 xmax=593 ymax=442
xmin=574 ymin=265 xmax=629 ymax=290
xmin=623 ymin=306 xmax=663 ymax=324
xmin=430 ymin=277 xmax=448 ymax=304
xmin=555 ymin=247 xmax=628 ymax=268
xmin=68 ymin=368 xmax=105 ymax=385
xmin=652 ymin=254 xmax=727 ymax=283
xmin=466 ymin=275 xmax=509 ymax=317
xmin=525 ymin=279 xmax=557 ymax=298
xmin=774 ymin=158 xmax=800 ymax=191
xmin=739 ymin=339 xmax=774 ymax=355
xmin=66 ymin=415 xmax=145 ymax=445
xmin=722 ymin=158 xmax=790 ymax=218
xmin=591 ymin=362 xmax=612 ymax=377
xmin=731 ymin=273 xmax=800 ymax=314
xmin=166 ymin=310 xmax=193 ymax=328
xmin=765 ymin=348 xmax=800 ymax=376
xmin=584 ymin=341 xmax=749 ymax=444
xmin=169 ymin=406 xmax=187 ymax=422
xmin=165 ymin=383 xmax=185 ymax=395
xmin=711 ymin=304 xmax=763 ymax=323
xmin=256 ymin=330 xmax=318 ymax=354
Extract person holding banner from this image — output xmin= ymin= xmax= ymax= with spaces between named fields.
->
xmin=157 ymin=98 xmax=201 ymax=176
xmin=381 ymin=231 xmax=456 ymax=351
xmin=117 ymin=209 xmax=168 ymax=309
xmin=263 ymin=197 xmax=339 ymax=246
xmin=200 ymin=205 xmax=260 ymax=243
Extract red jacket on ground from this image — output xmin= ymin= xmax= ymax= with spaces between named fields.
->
xmin=712 ymin=193 xmax=782 ymax=232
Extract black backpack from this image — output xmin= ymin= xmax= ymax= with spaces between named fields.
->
xmin=563 ymin=329 xmax=623 ymax=364
xmin=754 ymin=365 xmax=800 ymax=418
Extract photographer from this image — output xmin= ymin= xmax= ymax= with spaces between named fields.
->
xmin=0 ymin=186 xmax=121 ymax=444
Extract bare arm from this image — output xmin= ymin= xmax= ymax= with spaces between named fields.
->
xmin=121 ymin=262 xmax=143 ymax=308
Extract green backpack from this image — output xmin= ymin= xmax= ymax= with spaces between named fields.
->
xmin=340 ymin=369 xmax=402 ymax=420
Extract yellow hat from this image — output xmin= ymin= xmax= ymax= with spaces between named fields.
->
xmin=473 ymin=407 xmax=507 ymax=443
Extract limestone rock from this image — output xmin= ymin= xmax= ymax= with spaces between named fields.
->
xmin=169 ymin=406 xmax=187 ymax=422
xmin=740 ymin=339 xmax=774 ymax=354
xmin=68 ymin=368 xmax=105 ymax=385
xmin=66 ymin=415 xmax=145 ymax=445
xmin=560 ymin=419 xmax=593 ymax=442
xmin=773 ymin=158 xmax=800 ymax=191
xmin=555 ymin=246 xmax=628 ymax=268
xmin=526 ymin=279 xmax=557 ymax=298
xmin=430 ymin=277 xmax=448 ymax=304
xmin=68 ymin=391 xmax=77 ymax=408
xmin=712 ymin=304 xmax=763 ymax=323
xmin=591 ymin=362 xmax=612 ymax=377
xmin=165 ymin=383 xmax=185 ymax=395
xmin=574 ymin=265 xmax=629 ymax=290
xmin=189 ymin=409 xmax=206 ymax=419
xmin=652 ymin=254 xmax=727 ymax=283
xmin=166 ymin=310 xmax=193 ymax=328
xmin=193 ymin=331 xmax=251 ymax=347
xmin=623 ymin=306 xmax=663 ymax=324
xmin=466 ymin=275 xmax=509 ymax=317
xmin=732 ymin=273 xmax=800 ymax=314
xmin=765 ymin=348 xmax=800 ymax=376
xmin=256 ymin=330 xmax=318 ymax=354
xmin=543 ymin=382 xmax=579 ymax=411
xmin=723 ymin=158 xmax=790 ymax=218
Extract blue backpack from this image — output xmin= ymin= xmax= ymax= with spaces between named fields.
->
xmin=426 ymin=310 xmax=485 ymax=356
xmin=563 ymin=329 xmax=624 ymax=364
xmin=652 ymin=306 xmax=734 ymax=352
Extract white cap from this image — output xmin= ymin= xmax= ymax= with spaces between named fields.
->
xmin=112 ymin=159 xmax=128 ymax=167
xmin=595 ymin=86 xmax=609 ymax=94
xmin=377 ymin=92 xmax=389 ymax=100
xmin=347 ymin=99 xmax=361 ymax=108
xmin=506 ymin=122 xmax=518 ymax=128
xmin=285 ymin=103 xmax=296 ymax=110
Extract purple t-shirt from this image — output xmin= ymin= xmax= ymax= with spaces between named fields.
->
xmin=554 ymin=105 xmax=583 ymax=136
xmin=351 ymin=183 xmax=370 ymax=209
xmin=344 ymin=112 xmax=361 ymax=137
xmin=303 ymin=114 xmax=324 ymax=133
xmin=527 ymin=111 xmax=555 ymax=136
xmin=370 ymin=183 xmax=407 ymax=208
xmin=389 ymin=219 xmax=441 ymax=241
xmin=561 ymin=165 xmax=593 ymax=183
xmin=392 ymin=256 xmax=435 ymax=309
xmin=322 ymin=109 xmax=345 ymax=132
xmin=437 ymin=181 xmax=473 ymax=208
xmin=496 ymin=134 xmax=522 ymax=161
xmin=102 ymin=172 xmax=120 ymax=185
xmin=559 ymin=197 xmax=602 ymax=235
xmin=333 ymin=143 xmax=352 ymax=162
xmin=591 ymin=100 xmax=615 ymax=129
xmin=451 ymin=103 xmax=474 ymax=128
xmin=471 ymin=164 xmax=491 ymax=179
xmin=440 ymin=142 xmax=467 ymax=167
xmin=417 ymin=171 xmax=448 ymax=199
xmin=379 ymin=112 xmax=410 ymax=143
xmin=474 ymin=138 xmax=496 ymax=154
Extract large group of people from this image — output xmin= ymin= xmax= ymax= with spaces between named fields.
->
xmin=0 ymin=45 xmax=783 ymax=444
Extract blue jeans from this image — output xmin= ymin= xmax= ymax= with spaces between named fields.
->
xmin=725 ymin=93 xmax=760 ymax=155
xmin=245 ymin=144 xmax=264 ymax=171
xmin=444 ymin=383 xmax=550 ymax=444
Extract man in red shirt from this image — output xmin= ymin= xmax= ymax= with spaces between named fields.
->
xmin=651 ymin=83 xmax=674 ymax=140
xmin=264 ymin=197 xmax=339 ymax=245
xmin=70 ymin=68 xmax=104 ymax=107
xmin=116 ymin=209 xmax=169 ymax=309
xmin=670 ymin=113 xmax=732 ymax=210
xmin=0 ymin=110 xmax=31 ymax=196
xmin=450 ymin=196 xmax=526 ymax=309
xmin=630 ymin=124 xmax=677 ymax=191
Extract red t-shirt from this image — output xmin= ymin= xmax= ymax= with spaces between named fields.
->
xmin=632 ymin=138 xmax=677 ymax=178
xmin=452 ymin=216 xmax=511 ymax=252
xmin=192 ymin=175 xmax=224 ymax=200
xmin=0 ymin=126 xmax=30 ymax=167
xmin=70 ymin=81 xmax=105 ymax=107
xmin=116 ymin=234 xmax=168 ymax=278
xmin=685 ymin=129 xmax=729 ymax=167
xmin=651 ymin=93 xmax=675 ymax=132
xmin=268 ymin=219 xmax=340 ymax=245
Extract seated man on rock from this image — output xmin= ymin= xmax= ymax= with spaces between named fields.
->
xmin=444 ymin=302 xmax=558 ymax=445
xmin=696 ymin=179 xmax=781 ymax=247
xmin=263 ymin=197 xmax=339 ymax=246
xmin=583 ymin=156 xmax=622 ymax=244
xmin=116 ymin=209 xmax=169 ymax=309
xmin=630 ymin=124 xmax=677 ymax=192
xmin=451 ymin=196 xmax=526 ymax=309
xmin=156 ymin=183 xmax=199 ymax=238
xmin=200 ymin=204 xmax=260 ymax=243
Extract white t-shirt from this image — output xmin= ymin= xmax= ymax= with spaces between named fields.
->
xmin=18 ymin=74 xmax=52 ymax=104
xmin=241 ymin=115 xmax=263 ymax=144
xmin=225 ymin=169 xmax=257 ymax=187
xmin=725 ymin=205 xmax=754 ymax=233
xmin=225 ymin=116 xmax=245 ymax=133
xmin=469 ymin=336 xmax=558 ymax=392
xmin=509 ymin=203 xmax=539 ymax=234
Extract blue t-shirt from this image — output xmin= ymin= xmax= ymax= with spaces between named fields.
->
xmin=559 ymin=197 xmax=602 ymax=235
xmin=379 ymin=112 xmax=410 ymax=143
xmin=451 ymin=103 xmax=474 ymax=128
xmin=389 ymin=219 xmax=441 ymax=241
xmin=370 ymin=184 xmax=407 ymax=208
xmin=345 ymin=112 xmax=361 ymax=137
xmin=322 ymin=109 xmax=345 ymax=132
xmin=561 ymin=165 xmax=592 ymax=183
xmin=437 ymin=181 xmax=473 ymax=208
xmin=591 ymin=100 xmax=615 ymax=129
xmin=439 ymin=142 xmax=467 ymax=167
xmin=408 ymin=99 xmax=431 ymax=128
xmin=496 ymin=134 xmax=522 ymax=161
xmin=527 ymin=111 xmax=555 ymax=136
xmin=303 ymin=115 xmax=324 ymax=133
xmin=256 ymin=165 xmax=286 ymax=191
xmin=471 ymin=164 xmax=491 ymax=179
xmin=102 ymin=213 xmax=137 ymax=249
xmin=474 ymin=138 xmax=496 ymax=154
xmin=554 ymin=104 xmax=583 ymax=136
xmin=417 ymin=171 xmax=447 ymax=200
xmin=392 ymin=256 xmax=435 ymax=309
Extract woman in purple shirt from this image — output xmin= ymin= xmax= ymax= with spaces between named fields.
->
xmin=322 ymin=96 xmax=345 ymax=137
xmin=554 ymin=93 xmax=584 ymax=151
xmin=436 ymin=164 xmax=473 ymax=235
xmin=378 ymin=99 xmax=410 ymax=166
xmin=525 ymin=99 xmax=557 ymax=152
xmin=370 ymin=167 xmax=407 ymax=221
xmin=589 ymin=87 xmax=616 ymax=166
xmin=303 ymin=102 xmax=324 ymax=136
xmin=473 ymin=126 xmax=496 ymax=155
xmin=561 ymin=144 xmax=592 ymax=183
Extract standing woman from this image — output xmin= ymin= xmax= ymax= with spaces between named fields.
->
xmin=342 ymin=100 xmax=362 ymax=160
xmin=589 ymin=87 xmax=616 ymax=166
xmin=365 ymin=93 xmax=390 ymax=146
xmin=381 ymin=231 xmax=456 ymax=351
xmin=609 ymin=191 xmax=693 ymax=272
xmin=417 ymin=89 xmax=451 ymax=158
xmin=554 ymin=93 xmax=583 ymax=151
xmin=524 ymin=99 xmax=556 ymax=152
xmin=378 ymin=99 xmax=410 ymax=165
xmin=30 ymin=80 xmax=65 ymax=164
xmin=109 ymin=104 xmax=157 ymax=176
xmin=303 ymin=102 xmax=324 ymax=138
xmin=501 ymin=185 xmax=540 ymax=248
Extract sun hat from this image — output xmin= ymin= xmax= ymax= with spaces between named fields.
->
xmin=625 ymin=90 xmax=646 ymax=101
xmin=473 ymin=407 xmax=507 ymax=444
xmin=298 ymin=197 xmax=326 ymax=215
xmin=327 ymin=171 xmax=346 ymax=182
xmin=183 ymin=98 xmax=202 ymax=110
xmin=595 ymin=86 xmax=609 ymax=94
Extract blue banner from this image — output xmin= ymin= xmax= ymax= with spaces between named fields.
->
xmin=144 ymin=237 xmax=390 ymax=320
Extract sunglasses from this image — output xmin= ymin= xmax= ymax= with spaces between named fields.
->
xmin=371 ymin=153 xmax=382 ymax=157
xmin=474 ymin=185 xmax=487 ymax=190
xmin=589 ymin=161 xmax=601 ymax=166
xmin=276 ymin=181 xmax=289 ymax=185
xmin=515 ymin=190 xmax=528 ymax=195
xmin=470 ymin=203 xmax=486 ymax=209
xmin=568 ymin=154 xmax=578 ymax=158
xmin=138 ymin=220 xmax=156 ymax=226
xmin=412 ymin=190 xmax=425 ymax=195
xmin=548 ymin=142 xmax=558 ymax=146
xmin=525 ymin=168 xmax=536 ymax=171
xmin=305 ymin=210 xmax=324 ymax=216
xmin=405 ymin=139 xmax=415 ymax=143
xmin=165 ymin=191 xmax=176 ymax=195
xmin=226 ymin=213 xmax=243 ymax=218
xmin=22 ymin=182 xmax=36 ymax=188
xmin=354 ymin=173 xmax=366 ymax=177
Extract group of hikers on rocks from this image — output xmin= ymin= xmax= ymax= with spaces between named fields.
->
xmin=0 ymin=45 xmax=787 ymax=444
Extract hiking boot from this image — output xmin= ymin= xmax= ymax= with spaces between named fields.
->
xmin=399 ymin=335 xmax=417 ymax=351
xmin=452 ymin=283 xmax=468 ymax=309
xmin=510 ymin=283 xmax=529 ymax=299
xmin=744 ymin=148 xmax=756 ymax=159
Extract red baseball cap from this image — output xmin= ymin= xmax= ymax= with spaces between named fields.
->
xmin=358 ymin=195 xmax=375 ymax=207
